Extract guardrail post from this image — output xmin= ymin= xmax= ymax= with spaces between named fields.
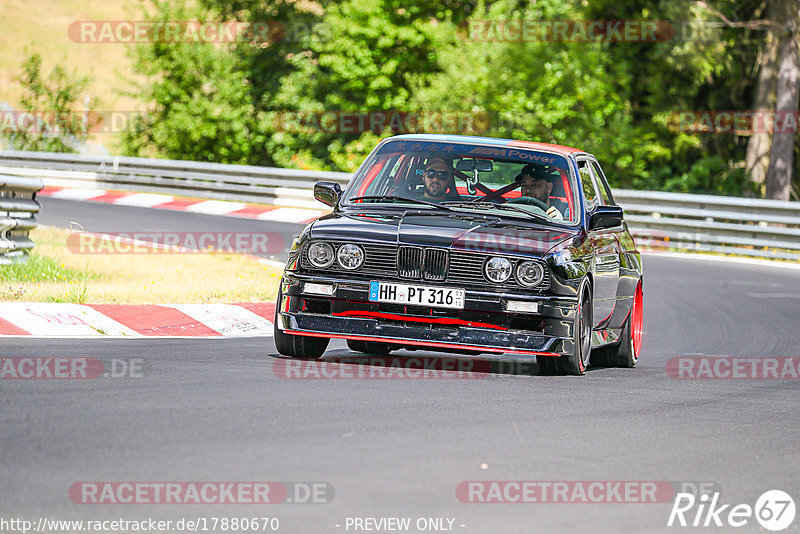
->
xmin=0 ymin=174 xmax=44 ymax=264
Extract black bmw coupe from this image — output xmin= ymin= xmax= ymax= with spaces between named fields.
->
xmin=274 ymin=134 xmax=643 ymax=375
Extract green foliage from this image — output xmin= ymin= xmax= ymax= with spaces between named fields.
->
xmin=6 ymin=53 xmax=94 ymax=152
xmin=329 ymin=129 xmax=394 ymax=173
xmin=121 ymin=0 xmax=263 ymax=163
xmin=118 ymin=0 xmax=785 ymax=196
xmin=663 ymin=156 xmax=749 ymax=195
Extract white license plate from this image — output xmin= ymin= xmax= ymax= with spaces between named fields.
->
xmin=369 ymin=281 xmax=465 ymax=309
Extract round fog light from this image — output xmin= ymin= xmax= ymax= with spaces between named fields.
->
xmin=337 ymin=244 xmax=365 ymax=270
xmin=484 ymin=257 xmax=512 ymax=283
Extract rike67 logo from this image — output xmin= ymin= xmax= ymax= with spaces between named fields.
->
xmin=668 ymin=490 xmax=795 ymax=531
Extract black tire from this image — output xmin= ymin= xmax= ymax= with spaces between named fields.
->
xmin=557 ymin=283 xmax=592 ymax=376
xmin=273 ymin=288 xmax=330 ymax=359
xmin=588 ymin=324 xmax=630 ymax=368
xmin=612 ymin=314 xmax=637 ymax=368
xmin=537 ymin=356 xmax=558 ymax=375
xmin=347 ymin=339 xmax=393 ymax=355
xmin=588 ymin=343 xmax=613 ymax=367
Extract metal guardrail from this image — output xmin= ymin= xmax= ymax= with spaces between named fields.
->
xmin=614 ymin=190 xmax=800 ymax=261
xmin=0 ymin=173 xmax=43 ymax=264
xmin=0 ymin=150 xmax=798 ymax=261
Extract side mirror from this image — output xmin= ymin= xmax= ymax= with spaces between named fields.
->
xmin=314 ymin=181 xmax=343 ymax=207
xmin=589 ymin=205 xmax=623 ymax=231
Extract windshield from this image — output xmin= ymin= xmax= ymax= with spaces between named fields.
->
xmin=342 ymin=139 xmax=577 ymax=224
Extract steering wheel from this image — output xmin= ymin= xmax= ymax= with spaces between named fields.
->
xmin=508 ymin=196 xmax=550 ymax=212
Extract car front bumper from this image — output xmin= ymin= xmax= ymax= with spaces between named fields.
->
xmin=276 ymin=274 xmax=579 ymax=357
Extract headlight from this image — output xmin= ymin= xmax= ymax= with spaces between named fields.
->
xmin=516 ymin=261 xmax=545 ymax=287
xmin=484 ymin=257 xmax=512 ymax=283
xmin=307 ymin=242 xmax=334 ymax=268
xmin=337 ymin=244 xmax=365 ymax=270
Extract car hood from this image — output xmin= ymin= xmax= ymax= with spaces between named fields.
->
xmin=308 ymin=210 xmax=580 ymax=256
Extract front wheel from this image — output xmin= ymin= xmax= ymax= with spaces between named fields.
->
xmin=557 ymin=283 xmax=592 ymax=376
xmin=273 ymin=289 xmax=330 ymax=359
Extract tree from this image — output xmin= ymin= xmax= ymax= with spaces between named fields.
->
xmin=765 ymin=0 xmax=800 ymax=200
xmin=121 ymin=0 xmax=263 ymax=163
xmin=744 ymin=1 xmax=779 ymax=194
xmin=9 ymin=53 xmax=94 ymax=153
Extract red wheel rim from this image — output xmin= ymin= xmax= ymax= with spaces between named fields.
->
xmin=631 ymin=281 xmax=644 ymax=358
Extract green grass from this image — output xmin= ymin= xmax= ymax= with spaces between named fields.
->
xmin=0 ymin=253 xmax=98 ymax=283
xmin=1 ymin=253 xmax=99 ymax=303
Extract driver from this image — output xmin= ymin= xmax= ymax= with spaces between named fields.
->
xmin=518 ymin=164 xmax=564 ymax=220
xmin=418 ymin=157 xmax=454 ymax=202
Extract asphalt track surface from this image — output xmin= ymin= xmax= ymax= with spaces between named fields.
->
xmin=1 ymin=198 xmax=799 ymax=533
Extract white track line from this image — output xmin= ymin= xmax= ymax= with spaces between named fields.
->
xmin=113 ymin=193 xmax=173 ymax=208
xmin=47 ymin=188 xmax=107 ymax=201
xmin=642 ymin=251 xmax=800 ymax=271
xmin=258 ymin=207 xmax=325 ymax=223
xmin=172 ymin=304 xmax=274 ymax=336
xmin=185 ymin=199 xmax=247 ymax=215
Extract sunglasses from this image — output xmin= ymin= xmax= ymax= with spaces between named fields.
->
xmin=424 ymin=169 xmax=449 ymax=180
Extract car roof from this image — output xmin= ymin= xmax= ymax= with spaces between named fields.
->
xmin=388 ymin=134 xmax=588 ymax=157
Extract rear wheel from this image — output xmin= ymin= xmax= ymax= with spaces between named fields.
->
xmin=347 ymin=339 xmax=393 ymax=355
xmin=557 ymin=283 xmax=592 ymax=376
xmin=590 ymin=279 xmax=642 ymax=368
xmin=613 ymin=280 xmax=643 ymax=367
xmin=273 ymin=288 xmax=330 ymax=359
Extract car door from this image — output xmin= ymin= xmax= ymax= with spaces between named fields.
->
xmin=578 ymin=158 xmax=621 ymax=327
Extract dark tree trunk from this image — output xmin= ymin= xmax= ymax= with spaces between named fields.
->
xmin=765 ymin=0 xmax=800 ymax=200
xmin=745 ymin=1 xmax=778 ymax=194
